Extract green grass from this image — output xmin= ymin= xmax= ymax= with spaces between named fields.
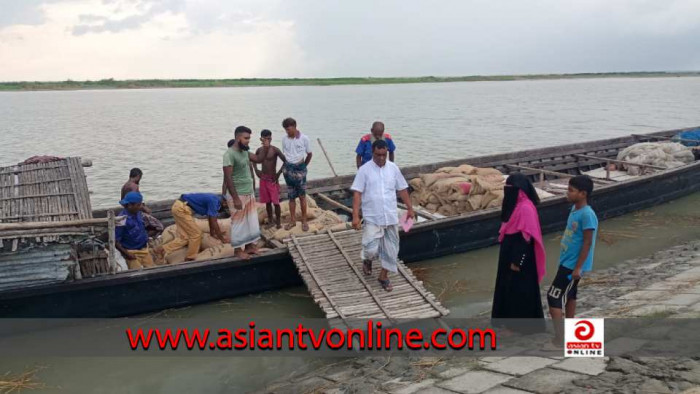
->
xmin=1 ymin=72 xmax=699 ymax=91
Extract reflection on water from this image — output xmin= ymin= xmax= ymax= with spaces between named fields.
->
xmin=1 ymin=77 xmax=699 ymax=208
xmin=1 ymin=192 xmax=698 ymax=393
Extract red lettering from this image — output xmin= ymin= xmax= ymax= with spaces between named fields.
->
xmin=448 ymin=330 xmax=467 ymax=349
xmin=385 ymin=328 xmax=402 ymax=350
xmin=326 ymin=329 xmax=345 ymax=349
xmin=234 ymin=329 xmax=248 ymax=349
xmin=217 ymin=329 xmax=232 ymax=349
xmin=257 ymin=329 xmax=273 ymax=350
xmin=276 ymin=329 xmax=294 ymax=350
xmin=347 ymin=329 xmax=365 ymax=350
xmin=126 ymin=328 xmax=152 ymax=350
xmin=431 ymin=329 xmax=447 ymax=349
xmin=307 ymin=329 xmax=326 ymax=349
xmin=468 ymin=329 xmax=497 ymax=350
xmin=405 ymin=329 xmax=423 ymax=350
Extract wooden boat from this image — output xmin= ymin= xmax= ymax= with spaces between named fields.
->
xmin=1 ymin=127 xmax=699 ymax=317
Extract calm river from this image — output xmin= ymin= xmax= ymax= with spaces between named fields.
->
xmin=1 ymin=77 xmax=699 ymax=208
xmin=0 ymin=77 xmax=699 ymax=393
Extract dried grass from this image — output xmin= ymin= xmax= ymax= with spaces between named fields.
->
xmin=0 ymin=367 xmax=46 ymax=394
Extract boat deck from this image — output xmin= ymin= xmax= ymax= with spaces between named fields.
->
xmin=286 ymin=229 xmax=449 ymax=327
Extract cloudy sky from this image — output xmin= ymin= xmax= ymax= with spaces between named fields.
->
xmin=1 ymin=0 xmax=699 ymax=81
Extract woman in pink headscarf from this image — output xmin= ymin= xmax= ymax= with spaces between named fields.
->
xmin=491 ymin=173 xmax=547 ymax=331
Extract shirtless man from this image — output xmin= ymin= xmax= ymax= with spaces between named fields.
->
xmin=252 ymin=129 xmax=287 ymax=228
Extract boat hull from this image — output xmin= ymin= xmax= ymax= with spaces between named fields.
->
xmin=2 ymin=128 xmax=699 ymax=317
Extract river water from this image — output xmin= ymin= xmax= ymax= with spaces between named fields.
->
xmin=1 ymin=78 xmax=699 ymax=392
xmin=1 ymin=192 xmax=699 ymax=393
xmin=1 ymin=77 xmax=699 ymax=208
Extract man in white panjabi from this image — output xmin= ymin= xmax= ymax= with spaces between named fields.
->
xmin=351 ymin=139 xmax=415 ymax=292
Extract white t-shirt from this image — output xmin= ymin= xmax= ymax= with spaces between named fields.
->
xmin=350 ymin=160 xmax=408 ymax=226
xmin=282 ymin=132 xmax=312 ymax=164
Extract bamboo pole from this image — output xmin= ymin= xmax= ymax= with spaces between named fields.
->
xmin=315 ymin=192 xmax=353 ymax=214
xmin=0 ymin=217 xmax=111 ymax=231
xmin=316 ymin=138 xmax=339 ymax=177
xmin=107 ymin=210 xmax=117 ymax=273
xmin=573 ymin=154 xmax=666 ymax=170
xmin=504 ymin=164 xmax=610 ymax=185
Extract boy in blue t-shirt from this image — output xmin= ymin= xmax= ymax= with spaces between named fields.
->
xmin=547 ymin=175 xmax=598 ymax=347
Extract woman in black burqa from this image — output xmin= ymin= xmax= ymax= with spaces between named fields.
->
xmin=491 ymin=173 xmax=547 ymax=332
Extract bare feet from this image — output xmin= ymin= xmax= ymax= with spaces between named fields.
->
xmin=301 ymin=222 xmax=309 ymax=232
xmin=234 ymin=250 xmax=250 ymax=260
xmin=153 ymin=246 xmax=165 ymax=261
xmin=244 ymin=244 xmax=259 ymax=255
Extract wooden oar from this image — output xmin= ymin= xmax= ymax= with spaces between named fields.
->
xmin=316 ymin=138 xmax=338 ymax=177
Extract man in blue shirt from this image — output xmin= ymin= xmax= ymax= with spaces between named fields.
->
xmin=546 ymin=175 xmax=598 ymax=348
xmin=355 ymin=121 xmax=396 ymax=168
xmin=156 ymin=193 xmax=228 ymax=262
xmin=115 ymin=192 xmax=155 ymax=270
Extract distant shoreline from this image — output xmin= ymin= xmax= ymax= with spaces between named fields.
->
xmin=1 ymin=71 xmax=698 ymax=91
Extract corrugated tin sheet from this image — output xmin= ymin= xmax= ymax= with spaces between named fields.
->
xmin=0 ymin=244 xmax=76 ymax=291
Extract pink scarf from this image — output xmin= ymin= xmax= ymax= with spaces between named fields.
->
xmin=498 ymin=190 xmax=547 ymax=283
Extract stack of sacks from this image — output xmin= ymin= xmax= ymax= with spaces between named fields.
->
xmin=616 ymin=142 xmax=695 ymax=176
xmin=151 ymin=218 xmax=236 ymax=264
xmin=256 ymin=196 xmax=320 ymax=225
xmin=409 ymin=164 xmax=505 ymax=216
xmin=260 ymin=208 xmax=351 ymax=241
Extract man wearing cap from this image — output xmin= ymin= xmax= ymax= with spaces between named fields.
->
xmin=115 ymin=192 xmax=156 ymax=270
xmin=355 ymin=121 xmax=396 ymax=168
xmin=156 ymin=193 xmax=227 ymax=262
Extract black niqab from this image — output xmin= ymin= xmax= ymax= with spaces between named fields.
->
xmin=501 ymin=173 xmax=540 ymax=222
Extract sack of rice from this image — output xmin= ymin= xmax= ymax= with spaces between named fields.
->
xmin=409 ymin=178 xmax=424 ymax=192
xmin=433 ymin=177 xmax=467 ymax=195
xmin=454 ymin=164 xmax=477 ymax=175
xmin=472 ymin=176 xmax=505 ymax=195
xmin=425 ymin=203 xmax=440 ymax=212
xmin=270 ymin=222 xmax=325 ymax=241
xmin=194 ymin=218 xmax=231 ymax=235
xmin=195 ymin=244 xmax=238 ymax=261
xmin=467 ymin=194 xmax=484 ymax=211
xmin=475 ymin=167 xmax=503 ymax=177
xmin=481 ymin=190 xmax=504 ymax=209
xmin=436 ymin=166 xmax=458 ymax=174
xmin=427 ymin=193 xmax=441 ymax=205
xmin=420 ymin=173 xmax=455 ymax=188
xmin=160 ymin=225 xmax=178 ymax=244
xmin=200 ymin=233 xmax=223 ymax=250
xmin=165 ymin=247 xmax=188 ymax=265
xmin=437 ymin=204 xmax=457 ymax=216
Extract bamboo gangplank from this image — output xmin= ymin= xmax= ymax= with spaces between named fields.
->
xmin=286 ymin=230 xmax=448 ymax=327
xmin=326 ymin=229 xmax=395 ymax=322
xmin=291 ymin=235 xmax=347 ymax=321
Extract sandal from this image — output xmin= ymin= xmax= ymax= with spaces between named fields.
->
xmin=301 ymin=222 xmax=309 ymax=232
xmin=362 ymin=259 xmax=372 ymax=276
xmin=378 ymin=278 xmax=393 ymax=292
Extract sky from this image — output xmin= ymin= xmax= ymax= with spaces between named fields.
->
xmin=1 ymin=0 xmax=699 ymax=81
